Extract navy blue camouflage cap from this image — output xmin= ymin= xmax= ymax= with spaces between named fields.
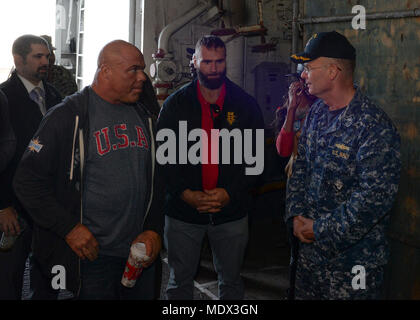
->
xmin=290 ymin=31 xmax=356 ymax=64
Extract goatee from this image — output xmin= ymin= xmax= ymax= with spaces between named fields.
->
xmin=36 ymin=67 xmax=48 ymax=80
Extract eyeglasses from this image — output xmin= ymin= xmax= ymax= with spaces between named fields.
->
xmin=302 ymin=65 xmax=325 ymax=73
xmin=302 ymin=64 xmax=342 ymax=73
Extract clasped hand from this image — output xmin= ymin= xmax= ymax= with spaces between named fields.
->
xmin=181 ymin=188 xmax=230 ymax=213
xmin=293 ymin=216 xmax=315 ymax=244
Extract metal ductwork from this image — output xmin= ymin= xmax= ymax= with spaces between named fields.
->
xmin=151 ymin=1 xmax=219 ymax=101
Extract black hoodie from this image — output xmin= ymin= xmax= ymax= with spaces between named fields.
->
xmin=13 ymin=84 xmax=164 ymax=296
xmin=157 ymin=78 xmax=265 ymax=225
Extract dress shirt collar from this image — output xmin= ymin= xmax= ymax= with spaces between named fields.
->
xmin=17 ymin=73 xmax=45 ymax=95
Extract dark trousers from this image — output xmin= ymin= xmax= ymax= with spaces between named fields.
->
xmin=288 ymin=234 xmax=300 ymax=300
xmin=30 ymin=255 xmax=59 ymax=300
xmin=0 ymin=226 xmax=32 ymax=300
xmin=165 ymin=216 xmax=249 ymax=300
xmin=31 ymin=253 xmax=159 ymax=300
xmin=79 ymin=254 xmax=157 ymax=300
xmin=285 ymin=218 xmax=299 ymax=300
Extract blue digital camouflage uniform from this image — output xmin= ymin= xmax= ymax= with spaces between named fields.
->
xmin=49 ymin=65 xmax=78 ymax=97
xmin=285 ymin=87 xmax=401 ymax=299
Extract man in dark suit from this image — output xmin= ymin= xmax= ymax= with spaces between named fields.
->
xmin=0 ymin=90 xmax=16 ymax=173
xmin=0 ymin=34 xmax=62 ymax=299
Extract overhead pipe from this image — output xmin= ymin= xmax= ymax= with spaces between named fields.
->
xmin=299 ymin=8 xmax=420 ymax=24
xmin=291 ymin=0 xmax=299 ymax=72
xmin=156 ymin=0 xmax=212 ymax=57
xmin=257 ymin=0 xmax=264 ymax=26
xmin=129 ymin=0 xmax=136 ymax=44
xmin=65 ymin=0 xmax=74 ymax=45
xmin=152 ymin=1 xmax=220 ymax=101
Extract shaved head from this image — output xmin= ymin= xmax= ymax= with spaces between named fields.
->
xmin=92 ymin=40 xmax=147 ymax=104
xmin=97 ymin=40 xmax=141 ymax=69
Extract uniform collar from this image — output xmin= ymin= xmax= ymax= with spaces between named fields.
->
xmin=317 ymin=85 xmax=363 ymax=135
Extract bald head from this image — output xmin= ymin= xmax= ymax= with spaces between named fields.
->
xmin=92 ymin=40 xmax=147 ymax=104
xmin=97 ymin=40 xmax=141 ymax=69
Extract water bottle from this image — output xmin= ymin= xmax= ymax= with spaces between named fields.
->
xmin=121 ymin=242 xmax=150 ymax=287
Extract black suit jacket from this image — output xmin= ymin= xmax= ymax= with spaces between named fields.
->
xmin=0 ymin=71 xmax=62 ymax=223
xmin=0 ymin=89 xmax=16 ymax=173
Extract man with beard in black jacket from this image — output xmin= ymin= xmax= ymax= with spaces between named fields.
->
xmin=157 ymin=35 xmax=264 ymax=300
xmin=0 ymin=35 xmax=62 ymax=299
xmin=13 ymin=40 xmax=164 ymax=300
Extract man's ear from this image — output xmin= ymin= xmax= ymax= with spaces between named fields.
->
xmin=100 ymin=64 xmax=112 ymax=80
xmin=329 ymin=65 xmax=339 ymax=80
xmin=192 ymin=53 xmax=198 ymax=69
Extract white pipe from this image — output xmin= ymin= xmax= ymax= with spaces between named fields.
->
xmin=158 ymin=0 xmax=211 ymax=53
xmin=66 ymin=0 xmax=73 ymax=45
xmin=225 ymin=36 xmax=244 ymax=87
xmin=291 ymin=0 xmax=298 ymax=73
xmin=129 ymin=0 xmax=136 ymax=44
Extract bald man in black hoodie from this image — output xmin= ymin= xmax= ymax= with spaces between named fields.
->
xmin=13 ymin=40 xmax=164 ymax=300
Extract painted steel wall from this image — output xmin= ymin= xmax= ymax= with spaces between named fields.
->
xmin=302 ymin=0 xmax=420 ymax=299
xmin=242 ymin=0 xmax=294 ymax=96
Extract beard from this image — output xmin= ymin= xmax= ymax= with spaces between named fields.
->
xmin=35 ymin=66 xmax=48 ymax=80
xmin=197 ymin=69 xmax=226 ymax=89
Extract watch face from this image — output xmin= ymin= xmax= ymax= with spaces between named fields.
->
xmin=293 ymin=120 xmax=301 ymax=132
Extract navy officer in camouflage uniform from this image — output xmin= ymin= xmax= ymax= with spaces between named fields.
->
xmin=285 ymin=31 xmax=401 ymax=299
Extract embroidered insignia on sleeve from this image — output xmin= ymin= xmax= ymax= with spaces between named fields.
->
xmin=28 ymin=137 xmax=43 ymax=153
xmin=335 ymin=143 xmax=350 ymax=151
